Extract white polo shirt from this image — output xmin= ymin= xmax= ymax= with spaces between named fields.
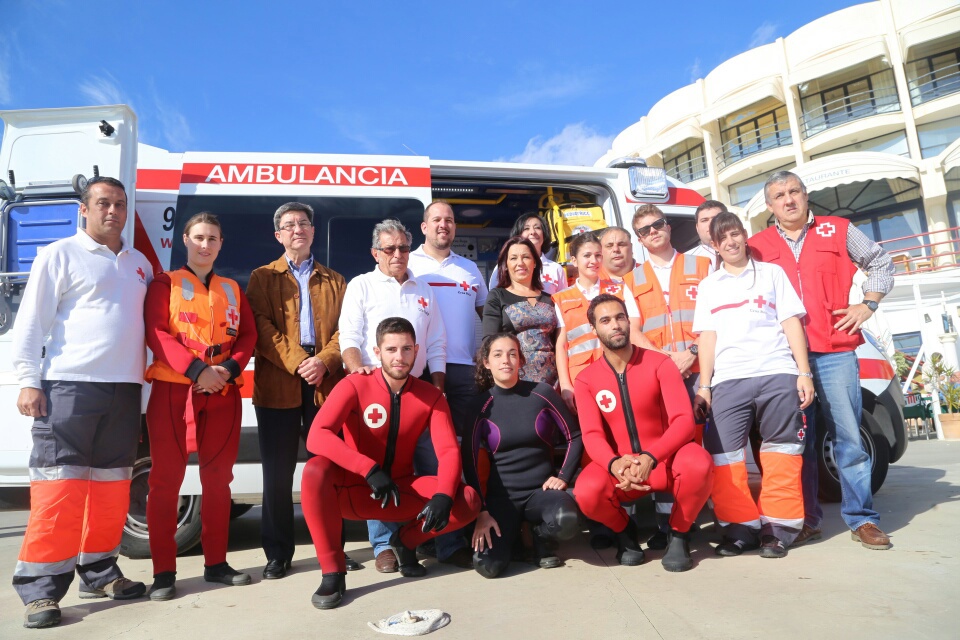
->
xmin=339 ymin=266 xmax=447 ymax=377
xmin=685 ymin=243 xmax=718 ymax=274
xmin=12 ymin=231 xmax=153 ymax=388
xmin=554 ymin=279 xmax=640 ymax=328
xmin=488 ymin=255 xmax=567 ymax=295
xmin=692 ymin=260 xmax=806 ymax=386
xmin=408 ymin=246 xmax=488 ymax=366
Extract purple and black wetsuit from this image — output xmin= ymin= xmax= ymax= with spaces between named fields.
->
xmin=464 ymin=380 xmax=583 ymax=578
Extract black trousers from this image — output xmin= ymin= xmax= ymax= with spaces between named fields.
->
xmin=255 ymin=377 xmax=318 ymax=563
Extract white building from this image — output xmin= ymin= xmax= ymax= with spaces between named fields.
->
xmin=598 ymin=0 xmax=960 ymax=372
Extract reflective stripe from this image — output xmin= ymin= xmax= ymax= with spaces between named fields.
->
xmin=78 ymin=546 xmax=120 ymax=566
xmin=716 ymin=518 xmax=761 ymax=529
xmin=682 ymin=253 xmax=698 ymax=275
xmin=760 ymin=515 xmax=804 ymax=529
xmin=29 ymin=466 xmax=132 ymax=482
xmin=181 ymin=277 xmax=195 ymax=301
xmin=567 ymin=339 xmax=600 ymax=357
xmin=220 ymin=281 xmax=238 ymax=306
xmin=566 ymin=323 xmax=593 ymax=341
xmin=631 ymin=265 xmax=648 ymax=286
xmin=15 ymin=557 xmax=76 ymax=578
xmin=642 ymin=315 xmax=669 ymax=331
xmin=712 ymin=449 xmax=745 ymax=466
xmin=29 ymin=465 xmax=90 ymax=481
xmin=655 ymin=501 xmax=674 ymax=514
xmin=760 ymin=442 xmax=805 ymax=455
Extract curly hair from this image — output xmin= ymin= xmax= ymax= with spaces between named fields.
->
xmin=474 ymin=333 xmax=525 ymax=392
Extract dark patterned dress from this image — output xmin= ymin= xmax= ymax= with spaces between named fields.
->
xmin=482 ymin=288 xmax=558 ymax=386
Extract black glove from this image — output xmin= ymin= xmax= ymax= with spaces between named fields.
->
xmin=365 ymin=464 xmax=400 ymax=509
xmin=417 ymin=493 xmax=454 ymax=533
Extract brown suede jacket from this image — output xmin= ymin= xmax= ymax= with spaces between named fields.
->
xmin=246 ymin=255 xmax=346 ymax=409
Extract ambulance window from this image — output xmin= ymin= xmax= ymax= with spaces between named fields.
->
xmin=326 ymin=199 xmax=425 ymax=282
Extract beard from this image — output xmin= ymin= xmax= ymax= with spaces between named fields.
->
xmin=382 ymin=363 xmax=411 ymax=381
xmin=599 ymin=330 xmax=630 ymax=350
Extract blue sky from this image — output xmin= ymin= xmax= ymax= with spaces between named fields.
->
xmin=3 ymin=0 xmax=856 ymax=165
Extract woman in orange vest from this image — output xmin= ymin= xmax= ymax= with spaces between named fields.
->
xmin=554 ymin=232 xmax=643 ymax=413
xmin=143 ymin=212 xmax=257 ymax=600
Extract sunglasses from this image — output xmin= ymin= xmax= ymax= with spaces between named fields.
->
xmin=634 ymin=218 xmax=667 ymax=238
xmin=377 ymin=245 xmax=411 ymax=255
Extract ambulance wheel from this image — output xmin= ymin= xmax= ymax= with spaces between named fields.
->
xmin=230 ymin=503 xmax=254 ymax=519
xmin=120 ymin=456 xmax=203 ymax=559
xmin=816 ymin=411 xmax=890 ymax=503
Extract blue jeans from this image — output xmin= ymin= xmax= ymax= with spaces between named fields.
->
xmin=367 ymin=429 xmax=467 ymax=560
xmin=808 ymin=350 xmax=879 ymax=531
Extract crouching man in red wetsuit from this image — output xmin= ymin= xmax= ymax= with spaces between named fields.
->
xmin=301 ymin=317 xmax=480 ymax=609
xmin=573 ymin=294 xmax=714 ymax=572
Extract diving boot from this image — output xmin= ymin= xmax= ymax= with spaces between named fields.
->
xmin=389 ymin=531 xmax=426 ymax=577
xmin=311 ymin=573 xmax=346 ymax=609
xmin=615 ymin=518 xmax=645 ymax=566
xmin=661 ymin=530 xmax=693 ymax=572
xmin=531 ymin=525 xmax=563 ymax=569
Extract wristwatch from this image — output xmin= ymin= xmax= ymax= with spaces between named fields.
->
xmin=688 ymin=344 xmax=699 ymax=356
xmin=864 ymin=300 xmax=879 ymax=312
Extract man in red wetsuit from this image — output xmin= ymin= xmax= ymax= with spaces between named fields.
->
xmin=573 ymin=294 xmax=714 ymax=572
xmin=301 ymin=317 xmax=480 ymax=609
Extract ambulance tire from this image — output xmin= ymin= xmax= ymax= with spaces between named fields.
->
xmin=816 ymin=410 xmax=890 ymax=503
xmin=120 ymin=456 xmax=203 ymax=559
xmin=230 ymin=503 xmax=254 ymax=519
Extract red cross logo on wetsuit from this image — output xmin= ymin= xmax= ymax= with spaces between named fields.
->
xmin=595 ymin=390 xmax=617 ymax=413
xmin=363 ymin=403 xmax=387 ymax=429
xmin=226 ymin=306 xmax=239 ymax=329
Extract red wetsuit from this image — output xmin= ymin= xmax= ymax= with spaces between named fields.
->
xmin=144 ymin=269 xmax=257 ymax=574
xmin=301 ymin=370 xmax=481 ymax=573
xmin=573 ymin=347 xmax=714 ymax=533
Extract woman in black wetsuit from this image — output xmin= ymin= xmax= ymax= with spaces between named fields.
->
xmin=465 ymin=333 xmax=583 ymax=578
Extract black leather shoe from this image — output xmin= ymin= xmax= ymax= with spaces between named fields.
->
xmin=311 ymin=573 xmax=346 ymax=610
xmin=344 ymin=554 xmax=362 ymax=571
xmin=389 ymin=531 xmax=426 ymax=578
xmin=263 ymin=559 xmax=291 ymax=580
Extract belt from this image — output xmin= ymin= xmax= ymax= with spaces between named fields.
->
xmin=302 ymin=344 xmax=315 ymax=356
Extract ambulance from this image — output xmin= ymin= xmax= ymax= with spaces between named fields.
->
xmin=0 ymin=105 xmax=907 ymax=557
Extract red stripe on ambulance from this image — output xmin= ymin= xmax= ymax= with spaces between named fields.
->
xmin=178 ymin=163 xmax=431 ymax=188
xmin=137 ymin=168 xmax=182 ymax=190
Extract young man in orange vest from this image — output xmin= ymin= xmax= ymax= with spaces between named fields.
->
xmin=748 ymin=171 xmax=895 ymax=551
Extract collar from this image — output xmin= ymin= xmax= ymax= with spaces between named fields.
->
xmin=285 ymin=254 xmax=314 ymax=273
xmin=490 ymin=380 xmax=527 ymax=396
xmin=649 ymin=249 xmax=678 ymax=270
xmin=77 ymin=230 xmax=128 ymax=253
xmin=716 ymin=258 xmax=756 ymax=280
xmin=372 ymin=266 xmax=415 ymax=284
xmin=775 ymin=210 xmax=815 ymax=234
xmin=412 ymin=245 xmax=459 ymax=264
xmin=575 ymin=279 xmax=600 ymax=297
xmin=376 ymin=369 xmax=412 ymax=395
xmin=182 ymin=264 xmax=215 ymax=287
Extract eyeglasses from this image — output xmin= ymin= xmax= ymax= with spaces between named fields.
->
xmin=279 ymin=220 xmax=313 ymax=232
xmin=377 ymin=244 xmax=411 ymax=255
xmin=634 ymin=218 xmax=667 ymax=238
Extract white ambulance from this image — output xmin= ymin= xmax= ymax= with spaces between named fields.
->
xmin=0 ymin=105 xmax=906 ymax=558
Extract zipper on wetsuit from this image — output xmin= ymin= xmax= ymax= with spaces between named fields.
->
xmin=382 ymin=390 xmax=402 ymax=476
xmin=615 ymin=371 xmax=642 ymax=454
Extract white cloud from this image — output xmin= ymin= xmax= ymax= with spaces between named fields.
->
xmin=748 ymin=22 xmax=778 ymax=49
xmin=689 ymin=57 xmax=702 ymax=83
xmin=500 ymin=123 xmax=614 ymax=166
xmin=78 ymin=73 xmax=128 ymax=106
xmin=154 ymin=100 xmax=192 ymax=151
xmin=455 ymin=72 xmax=592 ymax=117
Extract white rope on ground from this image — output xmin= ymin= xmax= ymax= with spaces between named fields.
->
xmin=367 ymin=609 xmax=451 ymax=636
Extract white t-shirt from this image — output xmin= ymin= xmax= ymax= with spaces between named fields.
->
xmin=692 ymin=260 xmax=806 ymax=386
xmin=554 ymin=279 xmax=640 ymax=328
xmin=408 ymin=246 xmax=488 ymax=366
xmin=488 ymin=255 xmax=566 ymax=295
xmin=339 ymin=267 xmax=446 ymax=377
xmin=685 ymin=243 xmax=717 ymax=274
xmin=12 ymin=232 xmax=153 ymax=388
xmin=648 ymin=250 xmax=677 ymax=305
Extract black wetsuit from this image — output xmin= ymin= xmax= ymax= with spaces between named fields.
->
xmin=464 ymin=381 xmax=583 ymax=577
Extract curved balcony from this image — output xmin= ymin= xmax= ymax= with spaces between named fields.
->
xmin=664 ymin=151 xmax=709 ymax=183
xmin=800 ymin=70 xmax=901 ymax=139
xmin=716 ymin=121 xmax=793 ymax=170
xmin=908 ymin=60 xmax=960 ymax=106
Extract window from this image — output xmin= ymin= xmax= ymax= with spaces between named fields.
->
xmin=719 ymin=105 xmax=791 ymax=167
xmin=893 ymin=331 xmax=922 ymax=359
xmin=917 ymin=116 xmax=960 ymax=158
xmin=728 ymin=164 xmax=793 ymax=207
xmin=810 ymin=130 xmax=909 ymax=160
xmin=663 ymin=142 xmax=707 ymax=183
xmin=799 ymin=68 xmax=900 ymax=138
xmin=906 ymin=45 xmax=960 ymax=106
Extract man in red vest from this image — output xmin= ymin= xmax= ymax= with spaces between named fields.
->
xmin=748 ymin=171 xmax=895 ymax=551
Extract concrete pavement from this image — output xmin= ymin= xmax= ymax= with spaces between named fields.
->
xmin=1 ymin=439 xmax=958 ymax=639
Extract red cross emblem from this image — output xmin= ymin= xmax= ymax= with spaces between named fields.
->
xmin=815 ymin=222 xmax=836 ymax=238
xmin=418 ymin=296 xmax=428 ymax=309
xmin=753 ymin=295 xmax=766 ymax=309
xmin=136 ymin=267 xmax=146 ymax=281
xmin=604 ymin=283 xmax=621 ymax=295
xmin=686 ymin=285 xmax=698 ymax=301
xmin=595 ymin=390 xmax=616 ymax=413
xmin=364 ymin=403 xmax=387 ymax=429
xmin=543 ymin=274 xmax=554 ymax=283
xmin=460 ymin=281 xmax=470 ymax=291
xmin=226 ymin=306 xmax=239 ymax=328
xmin=797 ymin=428 xmax=806 ymax=441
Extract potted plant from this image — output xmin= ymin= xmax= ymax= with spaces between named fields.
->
xmin=924 ymin=353 xmax=960 ymax=439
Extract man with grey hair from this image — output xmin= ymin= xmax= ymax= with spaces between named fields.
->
xmin=748 ymin=170 xmax=895 ymax=551
xmin=247 ymin=202 xmax=355 ymax=580
xmin=338 ymin=218 xmax=447 ymax=572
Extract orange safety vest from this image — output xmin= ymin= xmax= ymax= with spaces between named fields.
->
xmin=553 ymin=280 xmax=629 ymax=382
xmin=628 ymin=253 xmax=710 ymax=361
xmin=145 ymin=270 xmax=244 ymax=386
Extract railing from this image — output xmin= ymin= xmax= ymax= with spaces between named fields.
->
xmin=878 ymin=225 xmax=960 ymax=276
xmin=800 ymin=70 xmax=900 ymax=138
xmin=664 ymin=155 xmax=709 ymax=183
xmin=716 ymin=121 xmax=793 ymax=170
xmin=907 ymin=60 xmax=960 ymax=106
